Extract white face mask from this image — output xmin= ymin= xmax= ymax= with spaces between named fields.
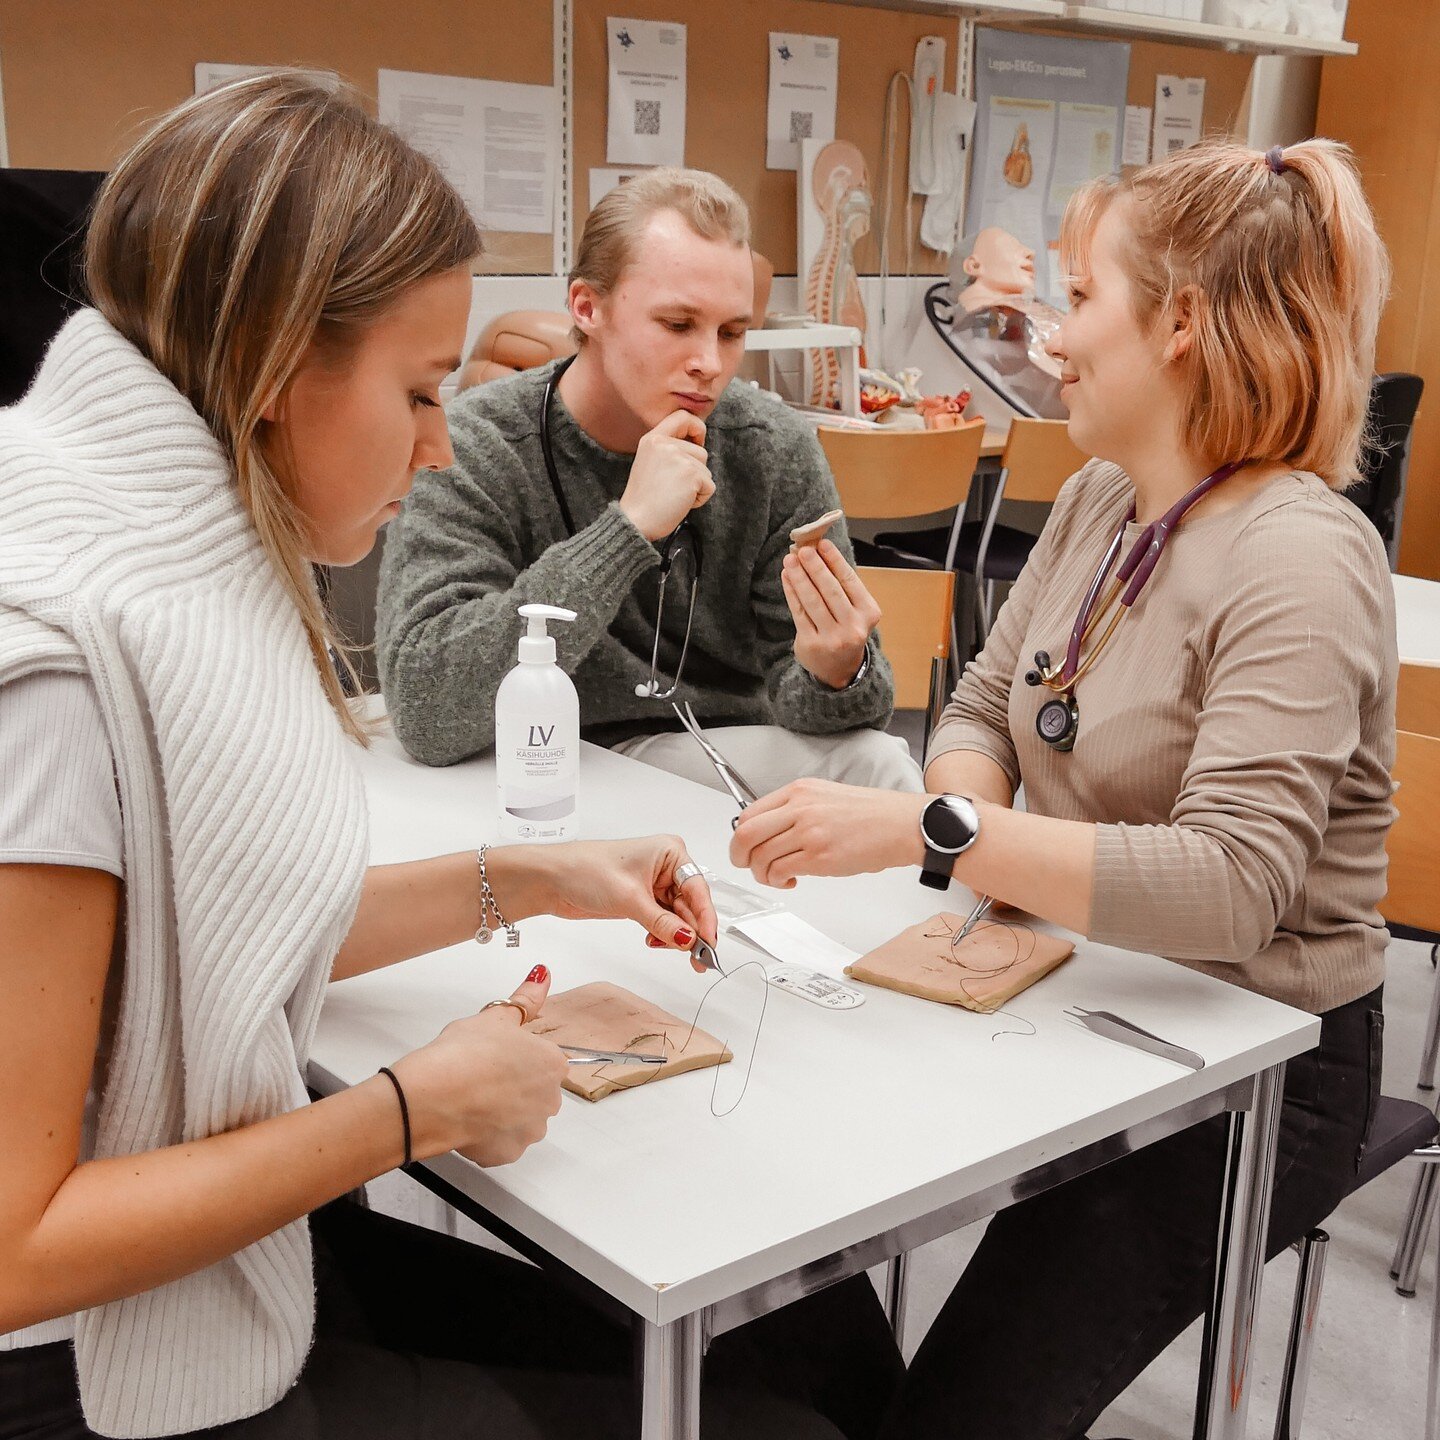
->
xmin=919 ymin=92 xmax=978 ymax=258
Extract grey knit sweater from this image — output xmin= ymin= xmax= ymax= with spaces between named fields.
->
xmin=376 ymin=362 xmax=895 ymax=765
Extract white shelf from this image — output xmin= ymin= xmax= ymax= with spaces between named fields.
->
xmin=814 ymin=0 xmax=1065 ymax=22
xmin=745 ymin=323 xmax=862 ymax=352
xmin=1056 ymin=7 xmax=1357 ymax=58
xmin=813 ymin=0 xmax=1356 ymax=57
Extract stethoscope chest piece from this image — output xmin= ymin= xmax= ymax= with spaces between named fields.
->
xmin=1035 ymin=692 xmax=1080 ymax=751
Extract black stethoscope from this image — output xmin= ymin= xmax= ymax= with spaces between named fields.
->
xmin=1025 ymin=460 xmax=1245 ymax=751
xmin=540 ymin=354 xmax=703 ymax=700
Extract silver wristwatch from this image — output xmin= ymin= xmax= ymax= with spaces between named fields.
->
xmin=919 ymin=793 xmax=981 ymax=890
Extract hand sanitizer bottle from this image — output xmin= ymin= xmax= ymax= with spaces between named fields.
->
xmin=495 ymin=604 xmax=579 ymax=843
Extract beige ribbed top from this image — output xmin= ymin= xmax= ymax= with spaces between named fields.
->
xmin=929 ymin=460 xmax=1396 ymax=1014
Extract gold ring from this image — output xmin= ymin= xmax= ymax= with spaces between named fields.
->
xmin=480 ymin=998 xmax=530 ymax=1025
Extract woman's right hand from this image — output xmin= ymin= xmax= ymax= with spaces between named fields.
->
xmin=390 ymin=965 xmax=565 ymax=1168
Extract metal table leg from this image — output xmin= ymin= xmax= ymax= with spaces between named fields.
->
xmin=640 ymin=1312 xmax=703 ymax=1440
xmin=883 ymin=1252 xmax=911 ymax=1354
xmin=1194 ymin=1064 xmax=1286 ymax=1440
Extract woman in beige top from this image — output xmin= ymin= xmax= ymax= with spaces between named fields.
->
xmin=732 ymin=138 xmax=1395 ymax=1439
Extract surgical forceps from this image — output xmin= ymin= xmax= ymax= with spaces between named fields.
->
xmin=561 ymin=1045 xmax=668 ymax=1067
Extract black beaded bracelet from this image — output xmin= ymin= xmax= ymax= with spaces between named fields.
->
xmin=377 ymin=1066 xmax=412 ymax=1168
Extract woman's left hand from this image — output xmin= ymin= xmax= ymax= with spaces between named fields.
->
xmin=544 ymin=836 xmax=718 ymax=958
xmin=730 ymin=780 xmax=927 ymax=888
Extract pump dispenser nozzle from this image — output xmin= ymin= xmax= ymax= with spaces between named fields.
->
xmin=517 ymin=603 xmax=577 ymax=664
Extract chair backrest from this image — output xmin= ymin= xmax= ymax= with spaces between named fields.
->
xmin=817 ymin=420 xmax=986 ymax=520
xmin=1384 ymin=728 xmax=1440 ymax=933
xmin=998 ymin=418 xmax=1090 ymax=503
xmin=1398 ymin=663 xmax=1440 ymax=740
xmin=1350 ymin=373 xmax=1424 ymax=565
xmin=457 ymin=310 xmax=577 ymax=392
xmin=859 ymin=565 xmax=955 ymax=709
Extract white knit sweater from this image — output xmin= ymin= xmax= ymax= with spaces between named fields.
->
xmin=0 ymin=310 xmax=369 ymax=1436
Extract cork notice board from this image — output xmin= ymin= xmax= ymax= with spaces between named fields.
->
xmin=0 ymin=0 xmax=557 ymax=274
xmin=1 ymin=1 xmax=1256 ymax=279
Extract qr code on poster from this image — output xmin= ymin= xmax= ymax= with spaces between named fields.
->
xmin=789 ymin=111 xmax=813 ymax=144
xmin=634 ymin=99 xmax=662 ymax=136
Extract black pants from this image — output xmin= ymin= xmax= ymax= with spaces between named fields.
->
xmin=2 ymin=1198 xmax=903 ymax=1440
xmin=877 ymin=984 xmax=1385 ymax=1440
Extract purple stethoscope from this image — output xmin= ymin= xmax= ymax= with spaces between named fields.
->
xmin=1024 ymin=460 xmax=1246 ymax=751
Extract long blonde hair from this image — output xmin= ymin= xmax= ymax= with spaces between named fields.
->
xmin=84 ymin=71 xmax=480 ymax=741
xmin=1060 ymin=138 xmax=1390 ymax=489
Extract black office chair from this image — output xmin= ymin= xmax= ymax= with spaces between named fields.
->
xmin=0 ymin=168 xmax=106 ymax=406
xmin=1349 ymin=372 xmax=1423 ymax=568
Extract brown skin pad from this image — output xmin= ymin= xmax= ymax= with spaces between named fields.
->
xmin=845 ymin=913 xmax=1073 ymax=1013
xmin=526 ymin=982 xmax=731 ymax=1101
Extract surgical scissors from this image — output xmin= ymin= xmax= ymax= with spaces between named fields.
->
xmin=672 ymin=702 xmax=760 ymax=818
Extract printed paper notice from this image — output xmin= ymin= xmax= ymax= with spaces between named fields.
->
xmin=766 ymin=33 xmax=839 ymax=171
xmin=589 ymin=166 xmax=650 ymax=210
xmin=1152 ymin=76 xmax=1204 ymax=164
xmin=978 ymin=96 xmax=1054 ymax=254
xmin=1048 ymin=102 xmax=1118 ymax=216
xmin=607 ymin=17 xmax=686 ymax=166
xmin=379 ymin=70 xmax=558 ymax=234
xmin=195 ymin=62 xmax=337 ymax=94
xmin=1122 ymin=105 xmax=1152 ymax=167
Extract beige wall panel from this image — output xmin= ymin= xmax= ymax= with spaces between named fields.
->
xmin=1319 ymin=0 xmax=1440 ymax=577
xmin=0 ymin=0 xmax=555 ymax=273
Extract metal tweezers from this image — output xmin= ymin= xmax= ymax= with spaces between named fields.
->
xmin=561 ymin=1045 xmax=668 ymax=1067
xmin=1063 ymin=1006 xmax=1205 ymax=1072
xmin=672 ymin=702 xmax=760 ymax=818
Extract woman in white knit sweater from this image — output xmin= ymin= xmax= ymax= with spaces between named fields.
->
xmin=0 ymin=75 xmax=901 ymax=1440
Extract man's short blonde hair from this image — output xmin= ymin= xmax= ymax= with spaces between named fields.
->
xmin=569 ymin=168 xmax=750 ymax=342
xmin=1059 ymin=137 xmax=1390 ymax=491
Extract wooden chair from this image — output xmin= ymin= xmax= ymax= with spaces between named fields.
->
xmin=873 ymin=417 xmax=1089 ymax=645
xmin=818 ymin=422 xmax=985 ymax=690
xmin=1399 ymin=662 xmax=1440 ymax=740
xmin=856 ymin=566 xmax=955 ymax=751
xmin=817 ymin=420 xmax=986 ymax=528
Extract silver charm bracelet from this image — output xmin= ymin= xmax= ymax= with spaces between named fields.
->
xmin=475 ymin=844 xmax=520 ymax=948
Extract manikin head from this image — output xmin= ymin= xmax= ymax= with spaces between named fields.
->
xmin=958 ymin=227 xmax=1038 ymax=310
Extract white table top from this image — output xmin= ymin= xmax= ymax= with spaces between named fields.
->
xmin=744 ymin=323 xmax=861 ymax=352
xmin=1394 ymin=573 xmax=1440 ymax=668
xmin=310 ymin=728 xmax=1318 ymax=1327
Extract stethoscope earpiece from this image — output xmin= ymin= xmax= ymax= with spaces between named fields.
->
xmin=1024 ymin=649 xmax=1053 ymax=687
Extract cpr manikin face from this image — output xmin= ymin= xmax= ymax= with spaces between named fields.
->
xmin=959 ymin=228 xmax=1039 ymax=313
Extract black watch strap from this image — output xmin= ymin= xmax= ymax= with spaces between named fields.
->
xmin=918 ymin=794 xmax=980 ymax=890
xmin=920 ymin=851 xmax=954 ymax=890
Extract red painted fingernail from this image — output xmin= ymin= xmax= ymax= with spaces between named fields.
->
xmin=526 ymin=964 xmax=548 ymax=984
xmin=675 ymin=927 xmax=694 ymax=946
xmin=646 ymin=935 xmax=665 ymax=948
